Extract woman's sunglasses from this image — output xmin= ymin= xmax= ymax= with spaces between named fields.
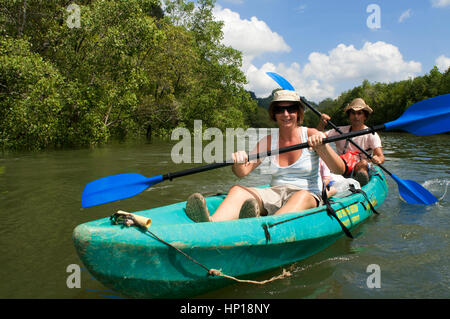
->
xmin=274 ymin=104 xmax=299 ymax=114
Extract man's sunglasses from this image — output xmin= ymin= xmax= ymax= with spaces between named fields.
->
xmin=274 ymin=104 xmax=299 ymax=114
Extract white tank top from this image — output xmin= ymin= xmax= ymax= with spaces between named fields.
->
xmin=270 ymin=127 xmax=322 ymax=194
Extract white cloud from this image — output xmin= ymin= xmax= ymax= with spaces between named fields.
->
xmin=247 ymin=42 xmax=421 ymax=102
xmin=302 ymin=42 xmax=421 ymax=84
xmin=213 ymin=6 xmax=291 ymax=66
xmin=431 ymin=0 xmax=450 ymax=7
xmin=436 ymin=55 xmax=450 ymax=72
xmin=399 ymin=9 xmax=412 ymax=23
xmin=244 ymin=62 xmax=279 ymax=97
xmin=213 ymin=7 xmax=422 ymax=102
xmin=213 ymin=6 xmax=330 ymax=99
xmin=244 ymin=61 xmax=336 ymax=102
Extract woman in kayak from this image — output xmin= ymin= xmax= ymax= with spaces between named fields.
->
xmin=185 ymin=90 xmax=346 ymax=222
xmin=317 ymin=98 xmax=385 ymax=186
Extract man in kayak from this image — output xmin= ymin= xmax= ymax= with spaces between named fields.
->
xmin=317 ymin=98 xmax=385 ymax=186
xmin=185 ymin=90 xmax=346 ymax=222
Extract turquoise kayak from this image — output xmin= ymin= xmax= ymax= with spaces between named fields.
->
xmin=73 ymin=167 xmax=388 ymax=298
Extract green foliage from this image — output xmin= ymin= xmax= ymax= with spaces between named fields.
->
xmin=247 ymin=106 xmax=277 ymax=128
xmin=0 ymin=0 xmax=257 ymax=150
xmin=1 ymin=0 xmax=447 ymax=151
xmin=0 ymin=35 xmax=110 ymax=150
xmin=0 ymin=36 xmax=63 ymax=150
xmin=307 ymin=67 xmax=450 ymax=128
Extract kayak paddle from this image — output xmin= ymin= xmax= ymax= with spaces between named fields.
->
xmin=82 ymin=92 xmax=449 ymax=208
xmin=266 ymin=71 xmax=450 ymax=204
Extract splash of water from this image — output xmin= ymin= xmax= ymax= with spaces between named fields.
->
xmin=422 ymin=178 xmax=449 ymax=202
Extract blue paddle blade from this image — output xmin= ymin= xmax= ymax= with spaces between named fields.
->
xmin=81 ymin=173 xmax=164 ymax=208
xmin=266 ymin=72 xmax=295 ymax=91
xmin=391 ymin=174 xmax=438 ymax=205
xmin=384 ymin=94 xmax=450 ymax=135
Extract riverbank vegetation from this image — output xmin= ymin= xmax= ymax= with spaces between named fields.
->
xmin=252 ymin=66 xmax=449 ymax=128
xmin=1 ymin=0 xmax=449 ymax=151
xmin=1 ymin=0 xmax=256 ymax=150
xmin=303 ymin=66 xmax=450 ymax=128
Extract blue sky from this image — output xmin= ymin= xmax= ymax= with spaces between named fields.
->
xmin=210 ymin=0 xmax=450 ymax=101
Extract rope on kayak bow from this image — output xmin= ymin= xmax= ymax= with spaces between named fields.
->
xmin=146 ymin=228 xmax=292 ymax=284
xmin=147 ymin=229 xmax=292 ymax=284
xmin=111 ymin=211 xmax=292 ymax=285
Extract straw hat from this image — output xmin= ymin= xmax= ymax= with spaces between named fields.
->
xmin=269 ymin=90 xmax=305 ymax=116
xmin=344 ymin=98 xmax=373 ymax=114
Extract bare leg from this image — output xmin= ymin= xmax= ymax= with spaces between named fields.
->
xmin=354 ymin=159 xmax=369 ymax=175
xmin=353 ymin=160 xmax=370 ymax=185
xmin=273 ymin=190 xmax=318 ymax=215
xmin=210 ymin=185 xmax=263 ymax=222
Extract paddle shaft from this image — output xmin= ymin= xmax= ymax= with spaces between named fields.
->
xmin=301 ymin=97 xmax=393 ymax=177
xmin=162 ymin=125 xmax=386 ymax=182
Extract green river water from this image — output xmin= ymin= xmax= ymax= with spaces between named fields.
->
xmin=0 ymin=132 xmax=448 ymax=299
